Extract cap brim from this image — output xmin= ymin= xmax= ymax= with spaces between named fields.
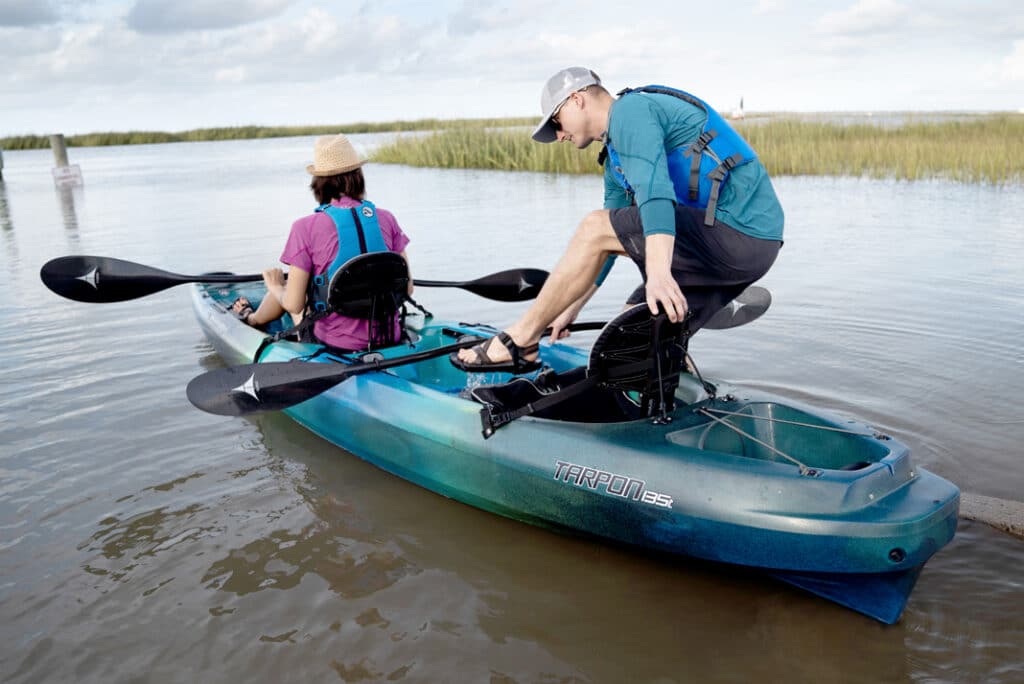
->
xmin=531 ymin=117 xmax=558 ymax=143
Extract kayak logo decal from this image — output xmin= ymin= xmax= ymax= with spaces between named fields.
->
xmin=517 ymin=276 xmax=531 ymax=294
xmin=554 ymin=460 xmax=673 ymax=509
xmin=76 ymin=267 xmax=100 ymax=289
xmin=232 ymin=373 xmax=261 ymax=402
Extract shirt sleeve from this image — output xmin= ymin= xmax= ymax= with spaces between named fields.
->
xmin=376 ymin=208 xmax=411 ymax=254
xmin=280 ymin=216 xmax=315 ymax=272
xmin=609 ymin=96 xmax=678 ymax=237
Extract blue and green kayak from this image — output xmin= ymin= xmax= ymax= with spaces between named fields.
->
xmin=191 ymin=281 xmax=959 ymax=624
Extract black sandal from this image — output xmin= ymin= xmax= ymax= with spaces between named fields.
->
xmin=450 ymin=331 xmax=541 ymax=374
xmin=230 ymin=297 xmax=255 ymax=325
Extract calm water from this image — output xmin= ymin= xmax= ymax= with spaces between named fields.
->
xmin=1 ymin=137 xmax=1022 ymax=683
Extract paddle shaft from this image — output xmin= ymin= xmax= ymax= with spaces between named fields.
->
xmin=41 ymin=256 xmax=547 ymax=304
xmin=186 ymin=335 xmax=485 ymax=416
xmin=551 ymin=286 xmax=770 ymax=334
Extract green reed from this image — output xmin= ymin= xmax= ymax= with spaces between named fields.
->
xmin=372 ymin=114 xmax=1024 ymax=184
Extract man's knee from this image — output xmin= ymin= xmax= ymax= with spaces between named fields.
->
xmin=575 ymin=210 xmax=620 ymax=251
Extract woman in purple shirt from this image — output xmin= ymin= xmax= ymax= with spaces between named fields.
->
xmin=233 ymin=134 xmax=412 ymax=350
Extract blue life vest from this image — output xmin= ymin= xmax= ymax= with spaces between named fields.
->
xmin=604 ymin=85 xmax=758 ymax=226
xmin=309 ymin=200 xmax=388 ymax=314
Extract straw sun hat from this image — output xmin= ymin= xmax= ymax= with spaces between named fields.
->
xmin=305 ymin=133 xmax=365 ymax=176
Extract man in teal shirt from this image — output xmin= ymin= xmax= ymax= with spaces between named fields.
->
xmin=453 ymin=66 xmax=783 ymax=374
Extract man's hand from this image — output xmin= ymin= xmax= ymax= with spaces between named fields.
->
xmin=644 ymin=234 xmax=687 ymax=322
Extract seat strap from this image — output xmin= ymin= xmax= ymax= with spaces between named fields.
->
xmin=480 ymin=372 xmax=599 ymax=439
xmin=478 ymin=357 xmax=656 ymax=438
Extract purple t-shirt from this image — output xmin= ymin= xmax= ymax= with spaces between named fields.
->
xmin=281 ymin=197 xmax=410 ymax=350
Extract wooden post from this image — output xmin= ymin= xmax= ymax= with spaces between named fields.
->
xmin=50 ymin=134 xmax=70 ymax=167
xmin=50 ymin=134 xmax=83 ymax=187
xmin=0 ymin=147 xmax=4 ymax=180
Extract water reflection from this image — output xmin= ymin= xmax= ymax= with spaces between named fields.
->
xmin=0 ymin=181 xmax=17 ymax=270
xmin=56 ymin=185 xmax=80 ymax=232
xmin=80 ymin=501 xmax=213 ymax=582
xmin=0 ymin=181 xmax=12 ymax=232
xmin=201 ymin=495 xmax=418 ymax=599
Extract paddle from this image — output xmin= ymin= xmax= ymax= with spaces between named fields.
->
xmin=39 ymin=256 xmax=549 ymax=304
xmin=416 ymin=268 xmax=547 ymax=301
xmin=187 ymin=335 xmax=484 ymax=416
xmin=552 ymin=286 xmax=771 ymax=334
xmin=189 ymin=286 xmax=771 ymax=417
xmin=705 ymin=285 xmax=771 ymax=329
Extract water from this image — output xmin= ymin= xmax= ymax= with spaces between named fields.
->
xmin=1 ymin=137 xmax=1022 ymax=683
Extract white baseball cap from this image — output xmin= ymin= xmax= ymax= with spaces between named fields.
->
xmin=531 ymin=66 xmax=602 ymax=143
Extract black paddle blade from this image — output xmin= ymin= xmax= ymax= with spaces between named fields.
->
xmin=41 ymin=255 xmax=263 ymax=303
xmin=416 ymin=268 xmax=549 ymax=301
xmin=464 ymin=268 xmax=548 ymax=301
xmin=186 ymin=361 xmax=354 ymax=416
xmin=705 ymin=286 xmax=771 ymax=329
xmin=41 ymin=256 xmax=190 ymax=303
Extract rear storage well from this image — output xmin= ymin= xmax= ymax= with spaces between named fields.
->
xmin=665 ymin=401 xmax=892 ymax=470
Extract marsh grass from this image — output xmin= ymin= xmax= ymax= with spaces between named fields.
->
xmin=373 ymin=114 xmax=1024 ymax=184
xmin=4 ymin=114 xmax=1021 ymax=184
xmin=372 ymin=127 xmax=601 ymax=174
xmin=743 ymin=115 xmax=1024 ymax=183
xmin=0 ymin=117 xmax=535 ymax=151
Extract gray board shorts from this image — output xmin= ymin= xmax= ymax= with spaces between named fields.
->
xmin=608 ymin=205 xmax=781 ymax=331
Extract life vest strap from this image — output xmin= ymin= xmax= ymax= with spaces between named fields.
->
xmin=350 ymin=207 xmax=369 ymax=254
xmin=686 ymin=130 xmax=718 ymax=201
xmin=704 ymin=153 xmax=745 ymax=226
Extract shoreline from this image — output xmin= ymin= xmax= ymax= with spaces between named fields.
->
xmin=3 ymin=113 xmax=1022 ymax=184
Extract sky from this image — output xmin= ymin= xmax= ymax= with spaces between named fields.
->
xmin=2 ymin=0 xmax=1023 ymax=136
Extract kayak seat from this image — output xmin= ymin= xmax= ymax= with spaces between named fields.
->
xmin=587 ymin=305 xmax=688 ymax=420
xmin=471 ymin=306 xmax=690 ymax=438
xmin=327 ymin=252 xmax=409 ymax=323
xmin=471 ymin=367 xmax=642 ymax=424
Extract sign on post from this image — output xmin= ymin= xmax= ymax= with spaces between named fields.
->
xmin=50 ymin=134 xmax=84 ymax=187
xmin=53 ymin=164 xmax=84 ymax=187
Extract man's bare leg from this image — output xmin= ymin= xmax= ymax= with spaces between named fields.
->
xmin=456 ymin=210 xmax=626 ymax=365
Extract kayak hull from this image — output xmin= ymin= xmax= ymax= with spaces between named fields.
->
xmin=191 ymin=283 xmax=959 ymax=623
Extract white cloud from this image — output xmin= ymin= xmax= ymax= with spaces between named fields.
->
xmin=0 ymin=0 xmax=58 ymax=26
xmin=50 ymin=24 xmax=108 ymax=76
xmin=3 ymin=1 xmax=1024 ymax=135
xmin=0 ymin=27 xmax=62 ymax=58
xmin=215 ymin=66 xmax=247 ymax=83
xmin=815 ymin=0 xmax=911 ymax=37
xmin=1001 ymin=40 xmax=1024 ymax=81
xmin=753 ymin=0 xmax=784 ymax=15
xmin=125 ymin=0 xmax=294 ymax=34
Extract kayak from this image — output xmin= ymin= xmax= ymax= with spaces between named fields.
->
xmin=190 ymin=280 xmax=959 ymax=624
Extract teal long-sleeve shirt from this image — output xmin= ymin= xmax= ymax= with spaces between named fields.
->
xmin=603 ymin=91 xmax=784 ymax=241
